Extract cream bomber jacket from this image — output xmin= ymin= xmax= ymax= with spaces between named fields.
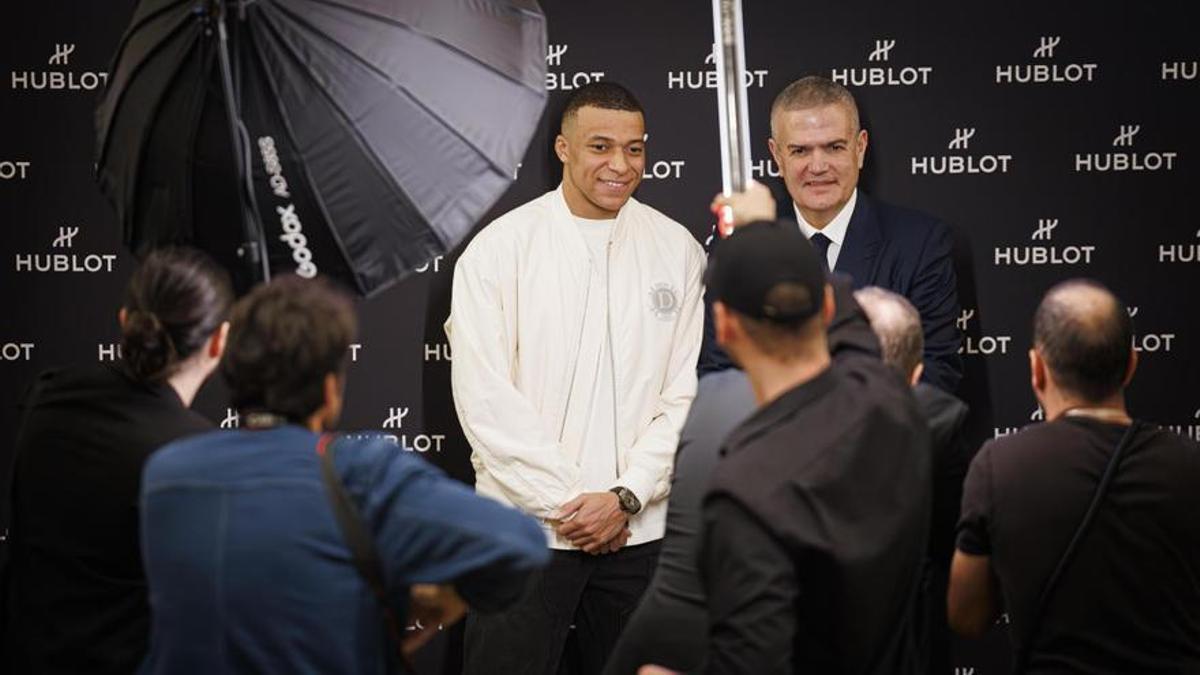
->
xmin=445 ymin=185 xmax=705 ymax=547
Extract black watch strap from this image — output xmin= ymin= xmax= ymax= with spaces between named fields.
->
xmin=610 ymin=486 xmax=642 ymax=515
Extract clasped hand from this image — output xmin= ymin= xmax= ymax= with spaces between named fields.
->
xmin=554 ymin=491 xmax=630 ymax=555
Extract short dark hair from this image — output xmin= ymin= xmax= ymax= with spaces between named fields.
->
xmin=222 ymin=276 xmax=357 ymax=423
xmin=855 ymin=286 xmax=924 ymax=380
xmin=121 ymin=247 xmax=233 ymax=382
xmin=770 ymin=75 xmax=861 ymax=137
xmin=1033 ymin=279 xmax=1133 ymax=403
xmin=560 ymin=82 xmax=643 ymax=130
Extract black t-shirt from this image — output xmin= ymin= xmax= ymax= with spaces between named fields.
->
xmin=3 ymin=363 xmax=212 ymax=675
xmin=957 ymin=417 xmax=1200 ymax=673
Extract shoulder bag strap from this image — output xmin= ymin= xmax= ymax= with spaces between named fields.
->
xmin=316 ymin=433 xmax=414 ymax=673
xmin=1012 ymin=420 xmax=1142 ymax=674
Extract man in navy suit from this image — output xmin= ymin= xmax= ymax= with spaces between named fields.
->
xmin=702 ymin=76 xmax=961 ymax=393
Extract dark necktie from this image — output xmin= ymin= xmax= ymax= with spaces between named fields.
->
xmin=810 ymin=232 xmax=833 ymax=272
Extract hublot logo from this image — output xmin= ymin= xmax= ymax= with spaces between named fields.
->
xmin=11 ymin=43 xmax=110 ymax=91
xmin=911 ymin=126 xmax=1012 ymax=175
xmin=947 ymin=128 xmax=975 ymax=151
xmin=1075 ymin=124 xmax=1178 ymax=173
xmin=995 ymin=36 xmax=1098 ymax=84
xmin=994 ymin=218 xmax=1096 ymax=266
xmin=957 ymin=309 xmax=1012 ymax=356
xmin=832 ymin=38 xmax=933 ymax=87
xmin=667 ymin=44 xmax=768 ymax=90
xmin=868 ymin=39 xmax=896 ymax=62
xmin=372 ymin=406 xmax=447 ymax=453
xmin=545 ymin=44 xmax=605 ymax=91
xmin=16 ymin=224 xmax=118 ymax=274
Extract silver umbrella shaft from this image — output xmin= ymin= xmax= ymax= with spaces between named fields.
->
xmin=712 ymin=0 xmax=752 ymax=201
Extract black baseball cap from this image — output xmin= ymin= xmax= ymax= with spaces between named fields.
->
xmin=705 ymin=220 xmax=827 ymax=323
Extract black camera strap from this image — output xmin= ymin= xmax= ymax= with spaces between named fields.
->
xmin=1012 ymin=420 xmax=1142 ymax=674
xmin=316 ymin=433 xmax=415 ymax=673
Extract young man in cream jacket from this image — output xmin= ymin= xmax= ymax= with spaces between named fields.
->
xmin=447 ymin=82 xmax=705 ymax=675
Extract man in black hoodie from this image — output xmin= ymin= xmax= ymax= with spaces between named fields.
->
xmin=675 ymin=184 xmax=932 ymax=674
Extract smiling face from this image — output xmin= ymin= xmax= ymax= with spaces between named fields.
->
xmin=768 ymin=103 xmax=868 ymax=228
xmin=556 ymin=105 xmax=646 ymax=219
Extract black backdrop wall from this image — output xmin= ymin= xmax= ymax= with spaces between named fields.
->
xmin=3 ymin=2 xmax=1198 ymax=673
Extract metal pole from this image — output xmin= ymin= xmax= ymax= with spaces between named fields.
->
xmin=215 ymin=1 xmax=270 ymax=284
xmin=711 ymin=0 xmax=752 ymax=235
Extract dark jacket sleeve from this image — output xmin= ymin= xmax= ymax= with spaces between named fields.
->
xmin=346 ymin=443 xmax=550 ymax=613
xmin=699 ymin=496 xmax=796 ymax=675
xmin=828 ymin=275 xmax=883 ymax=362
xmin=909 ymin=221 xmax=962 ymax=393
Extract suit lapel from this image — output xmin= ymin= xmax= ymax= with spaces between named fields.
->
xmin=835 ymin=193 xmax=882 ymax=286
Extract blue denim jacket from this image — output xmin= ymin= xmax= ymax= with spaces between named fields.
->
xmin=139 ymin=426 xmax=548 ymax=674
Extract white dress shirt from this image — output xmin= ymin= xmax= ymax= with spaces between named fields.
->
xmin=793 ymin=188 xmax=858 ymax=271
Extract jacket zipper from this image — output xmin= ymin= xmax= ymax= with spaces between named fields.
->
xmin=605 ymin=240 xmax=620 ymax=479
xmin=557 ymin=256 xmax=592 ymax=444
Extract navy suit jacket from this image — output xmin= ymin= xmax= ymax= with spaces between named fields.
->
xmin=700 ymin=191 xmax=963 ymax=393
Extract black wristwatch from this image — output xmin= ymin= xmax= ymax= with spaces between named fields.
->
xmin=610 ymin=486 xmax=642 ymax=515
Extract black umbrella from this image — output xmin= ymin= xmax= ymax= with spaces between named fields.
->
xmin=96 ymin=0 xmax=548 ymax=295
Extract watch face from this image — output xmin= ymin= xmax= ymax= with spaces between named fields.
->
xmin=620 ymin=489 xmax=638 ymax=513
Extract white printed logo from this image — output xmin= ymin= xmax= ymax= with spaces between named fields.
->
xmin=649 ymin=282 xmax=680 ymax=320
xmin=1032 ymin=36 xmax=1060 ymax=59
xmin=16 ymin=224 xmax=117 ymax=273
xmin=868 ymin=39 xmax=897 ymax=62
xmin=994 ymin=217 xmax=1095 ymax=266
xmin=48 ymin=43 xmax=75 ymax=66
xmin=1112 ymin=124 xmax=1140 ymax=147
xmin=948 ymin=128 xmax=975 ymax=151
xmin=1031 ymin=219 xmax=1058 ymax=241
xmin=11 ymin=43 xmax=109 ymax=91
xmin=996 ymin=36 xmax=1097 ymax=84
xmin=1075 ymin=124 xmax=1177 ymax=173
xmin=831 ymin=39 xmax=932 ymax=87
xmin=911 ymin=126 xmax=1012 ymax=175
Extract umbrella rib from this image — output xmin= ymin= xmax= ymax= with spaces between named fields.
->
xmin=267 ymin=1 xmax=517 ymax=180
xmin=98 ymin=7 xmax=198 ymax=170
xmin=247 ymin=15 xmax=395 ymax=289
xmin=291 ymin=0 xmax=545 ymax=95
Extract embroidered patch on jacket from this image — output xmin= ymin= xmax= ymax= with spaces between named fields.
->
xmin=649 ymin=282 xmax=680 ymax=320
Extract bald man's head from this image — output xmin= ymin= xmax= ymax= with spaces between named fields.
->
xmin=1032 ymin=280 xmax=1133 ymax=403
xmin=855 ymin=286 xmax=923 ymax=383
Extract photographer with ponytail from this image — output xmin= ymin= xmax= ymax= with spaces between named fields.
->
xmin=3 ymin=248 xmax=233 ymax=675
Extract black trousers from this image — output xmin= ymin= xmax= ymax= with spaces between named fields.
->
xmin=602 ymin=590 xmax=707 ymax=675
xmin=463 ymin=541 xmax=660 ymax=675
